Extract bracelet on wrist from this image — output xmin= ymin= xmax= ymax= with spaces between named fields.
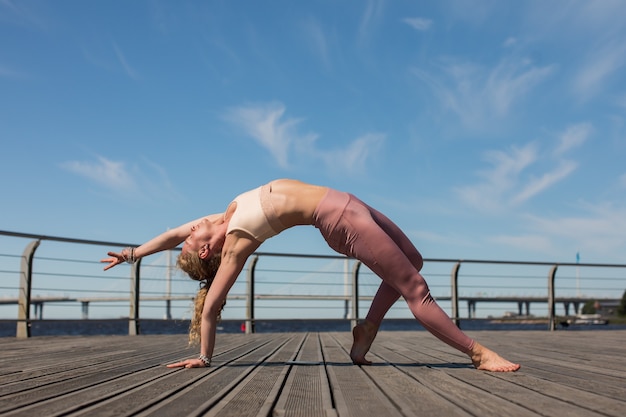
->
xmin=122 ymin=247 xmax=137 ymax=264
xmin=199 ymin=354 xmax=211 ymax=367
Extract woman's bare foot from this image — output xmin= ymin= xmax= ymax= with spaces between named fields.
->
xmin=350 ymin=320 xmax=378 ymax=365
xmin=469 ymin=342 xmax=520 ymax=372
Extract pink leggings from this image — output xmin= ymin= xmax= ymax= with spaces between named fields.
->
xmin=313 ymin=189 xmax=475 ymax=354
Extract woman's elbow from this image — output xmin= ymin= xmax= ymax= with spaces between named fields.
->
xmin=202 ymin=300 xmax=223 ymax=321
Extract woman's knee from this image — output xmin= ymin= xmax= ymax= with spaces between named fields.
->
xmin=412 ymin=253 xmax=424 ymax=271
xmin=389 ymin=271 xmax=429 ymax=297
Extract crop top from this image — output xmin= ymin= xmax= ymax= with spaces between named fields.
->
xmin=226 ymin=183 xmax=287 ymax=242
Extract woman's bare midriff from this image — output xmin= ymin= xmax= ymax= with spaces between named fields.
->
xmin=268 ymin=179 xmax=329 ymax=227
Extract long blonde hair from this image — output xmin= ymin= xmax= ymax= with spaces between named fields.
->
xmin=177 ymin=251 xmax=223 ymax=345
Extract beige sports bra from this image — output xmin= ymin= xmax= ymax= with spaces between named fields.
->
xmin=226 ymin=183 xmax=287 ymax=242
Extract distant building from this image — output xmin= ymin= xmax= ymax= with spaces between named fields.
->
xmin=595 ymin=300 xmax=620 ymax=316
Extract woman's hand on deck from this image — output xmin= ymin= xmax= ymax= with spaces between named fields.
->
xmin=166 ymin=358 xmax=207 ymax=368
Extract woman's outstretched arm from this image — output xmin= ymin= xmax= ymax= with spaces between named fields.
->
xmin=100 ymin=213 xmax=224 ymax=270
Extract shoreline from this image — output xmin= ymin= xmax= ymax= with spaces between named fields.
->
xmin=2 ymin=317 xmax=625 ymax=338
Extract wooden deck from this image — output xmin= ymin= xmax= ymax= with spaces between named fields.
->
xmin=0 ymin=330 xmax=624 ymax=416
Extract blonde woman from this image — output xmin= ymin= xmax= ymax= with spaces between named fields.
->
xmin=102 ymin=179 xmax=520 ymax=372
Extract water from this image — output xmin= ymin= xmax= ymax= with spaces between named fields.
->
xmin=2 ymin=318 xmax=624 ymax=337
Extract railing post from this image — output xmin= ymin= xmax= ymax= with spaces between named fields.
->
xmin=351 ymin=261 xmax=362 ymax=329
xmin=548 ymin=264 xmax=558 ymax=331
xmin=82 ymin=301 xmax=90 ymax=319
xmin=17 ymin=239 xmax=41 ymax=338
xmin=246 ymin=255 xmax=259 ymax=334
xmin=451 ymin=261 xmax=461 ymax=328
xmin=34 ymin=303 xmax=43 ymax=319
xmin=129 ymin=259 xmax=142 ymax=336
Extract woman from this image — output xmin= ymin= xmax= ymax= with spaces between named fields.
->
xmin=102 ymin=179 xmax=520 ymax=372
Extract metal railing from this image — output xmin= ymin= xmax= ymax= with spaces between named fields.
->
xmin=1 ymin=230 xmax=624 ymax=337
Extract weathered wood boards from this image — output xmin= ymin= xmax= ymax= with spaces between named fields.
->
xmin=0 ymin=330 xmax=624 ymax=416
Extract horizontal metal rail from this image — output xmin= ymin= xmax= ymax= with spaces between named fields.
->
xmin=2 ymin=229 xmax=625 ymax=337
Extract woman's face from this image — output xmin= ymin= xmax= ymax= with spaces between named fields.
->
xmin=182 ymin=219 xmax=214 ymax=255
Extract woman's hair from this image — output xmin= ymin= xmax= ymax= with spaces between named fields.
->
xmin=177 ymin=251 xmax=223 ymax=345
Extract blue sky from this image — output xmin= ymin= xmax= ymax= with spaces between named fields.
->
xmin=1 ymin=0 xmax=626 ymax=303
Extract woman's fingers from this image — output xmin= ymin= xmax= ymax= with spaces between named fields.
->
xmin=101 ymin=252 xmax=123 ymax=270
xmin=166 ymin=361 xmax=188 ymax=368
xmin=166 ymin=359 xmax=205 ymax=368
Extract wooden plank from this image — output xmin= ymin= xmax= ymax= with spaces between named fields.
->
xmin=201 ymin=334 xmax=305 ymax=417
xmin=320 ymin=333 xmax=405 ymax=417
xmin=273 ymin=333 xmax=336 ymax=417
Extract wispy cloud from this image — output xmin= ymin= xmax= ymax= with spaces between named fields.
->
xmin=443 ymin=0 xmax=498 ymax=25
xmin=512 ymin=122 xmax=591 ymax=204
xmin=302 ymin=17 xmax=332 ymax=70
xmin=0 ymin=64 xmax=26 ymax=79
xmin=523 ymin=202 xmax=626 ymax=258
xmin=554 ymin=123 xmax=592 ymax=155
xmin=223 ymin=102 xmax=309 ymax=168
xmin=82 ymin=41 xmax=140 ymax=79
xmin=402 ymin=17 xmax=432 ymax=32
xmin=511 ymin=161 xmax=577 ymax=205
xmin=553 ymin=1 xmax=626 ymax=103
xmin=457 ymin=123 xmax=589 ymax=211
xmin=617 ymin=93 xmax=626 ymax=110
xmin=526 ymin=0 xmax=626 ymax=44
xmin=0 ymin=0 xmax=17 ymax=11
xmin=413 ymin=230 xmax=478 ymax=249
xmin=486 ymin=200 xmax=626 ymax=260
xmin=62 ymin=156 xmax=136 ymax=192
xmin=60 ymin=155 xmax=180 ymax=201
xmin=503 ymin=37 xmax=517 ymax=47
xmin=523 ymin=0 xmax=626 ymax=105
xmin=0 ymin=0 xmax=48 ymax=29
xmin=223 ymin=102 xmax=385 ymax=174
xmin=487 ymin=60 xmax=555 ymax=115
xmin=412 ymin=57 xmax=554 ymax=130
xmin=311 ymin=133 xmax=385 ymax=174
xmin=488 ymin=234 xmax=554 ymax=254
xmin=112 ymin=42 xmax=139 ymax=80
xmin=456 ymin=143 xmax=538 ymax=212
xmin=358 ymin=0 xmax=385 ymax=46
xmin=573 ymin=40 xmax=626 ymax=101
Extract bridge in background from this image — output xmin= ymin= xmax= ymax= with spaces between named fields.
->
xmin=0 ymin=294 xmax=620 ymax=320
